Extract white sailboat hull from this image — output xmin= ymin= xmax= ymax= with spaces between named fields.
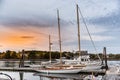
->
xmin=83 ymin=65 xmax=101 ymax=70
xmin=37 ymin=68 xmax=82 ymax=74
xmin=36 ymin=65 xmax=101 ymax=74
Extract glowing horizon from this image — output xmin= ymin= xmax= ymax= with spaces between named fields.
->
xmin=0 ymin=0 xmax=119 ymax=53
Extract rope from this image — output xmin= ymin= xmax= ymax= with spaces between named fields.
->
xmin=78 ymin=6 xmax=101 ymax=61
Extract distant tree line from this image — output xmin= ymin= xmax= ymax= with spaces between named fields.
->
xmin=0 ymin=50 xmax=73 ymax=60
xmin=0 ymin=50 xmax=119 ymax=60
xmin=90 ymin=53 xmax=120 ymax=60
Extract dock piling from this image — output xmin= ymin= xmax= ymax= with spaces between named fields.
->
xmin=104 ymin=47 xmax=108 ymax=70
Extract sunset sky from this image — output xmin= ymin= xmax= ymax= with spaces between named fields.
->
xmin=0 ymin=0 xmax=120 ymax=53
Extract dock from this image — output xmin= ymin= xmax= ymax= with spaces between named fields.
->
xmin=0 ymin=67 xmax=106 ymax=75
xmin=0 ymin=67 xmax=38 ymax=72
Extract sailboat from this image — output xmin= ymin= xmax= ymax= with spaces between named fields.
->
xmin=36 ymin=4 xmax=102 ymax=74
xmin=57 ymin=4 xmax=102 ymax=70
xmin=35 ymin=7 xmax=85 ymax=74
xmin=56 ymin=4 xmax=102 ymax=70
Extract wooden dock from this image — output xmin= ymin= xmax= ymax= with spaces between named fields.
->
xmin=0 ymin=67 xmax=38 ymax=72
xmin=0 ymin=67 xmax=106 ymax=75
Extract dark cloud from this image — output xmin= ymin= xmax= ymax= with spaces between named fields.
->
xmin=89 ymin=13 xmax=120 ymax=28
xmin=0 ymin=0 xmax=4 ymax=11
xmin=0 ymin=14 xmax=71 ymax=28
xmin=0 ymin=0 xmax=73 ymax=29
xmin=20 ymin=36 xmax=34 ymax=39
xmin=88 ymin=1 xmax=120 ymax=29
xmin=0 ymin=15 xmax=56 ymax=27
xmin=0 ymin=0 xmax=3 ymax=5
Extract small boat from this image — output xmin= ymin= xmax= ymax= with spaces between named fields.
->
xmin=37 ymin=67 xmax=83 ymax=74
xmin=36 ymin=64 xmax=102 ymax=74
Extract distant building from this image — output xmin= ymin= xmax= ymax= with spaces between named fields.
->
xmin=74 ymin=51 xmax=90 ymax=61
xmin=76 ymin=51 xmax=88 ymax=55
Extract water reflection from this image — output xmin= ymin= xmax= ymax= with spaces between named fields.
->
xmin=19 ymin=72 xmax=24 ymax=80
xmin=0 ymin=71 xmax=39 ymax=80
xmin=4 ymin=61 xmax=16 ymax=67
xmin=103 ymin=75 xmax=120 ymax=80
xmin=34 ymin=73 xmax=104 ymax=80
xmin=0 ymin=61 xmax=119 ymax=80
xmin=0 ymin=60 xmax=41 ymax=67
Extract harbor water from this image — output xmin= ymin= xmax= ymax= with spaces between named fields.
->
xmin=0 ymin=60 xmax=119 ymax=80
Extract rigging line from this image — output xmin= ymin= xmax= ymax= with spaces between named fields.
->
xmin=78 ymin=6 xmax=101 ymax=61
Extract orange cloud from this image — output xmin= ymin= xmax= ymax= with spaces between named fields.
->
xmin=6 ymin=35 xmax=34 ymax=45
xmin=0 ymin=25 xmax=57 ymax=51
xmin=20 ymin=36 xmax=34 ymax=39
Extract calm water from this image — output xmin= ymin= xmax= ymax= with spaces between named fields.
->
xmin=0 ymin=60 xmax=119 ymax=80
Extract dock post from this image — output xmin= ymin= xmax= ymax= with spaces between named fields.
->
xmin=101 ymin=48 xmax=104 ymax=65
xmin=19 ymin=49 xmax=25 ymax=67
xmin=19 ymin=72 xmax=24 ymax=80
xmin=92 ymin=72 xmax=94 ymax=80
xmin=104 ymin=47 xmax=108 ymax=70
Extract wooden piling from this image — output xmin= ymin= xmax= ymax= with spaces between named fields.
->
xmin=104 ymin=47 xmax=108 ymax=70
xmin=19 ymin=50 xmax=25 ymax=67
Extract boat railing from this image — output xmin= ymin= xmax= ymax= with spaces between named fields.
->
xmin=0 ymin=73 xmax=12 ymax=80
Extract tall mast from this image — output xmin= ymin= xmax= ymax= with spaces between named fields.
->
xmin=57 ymin=10 xmax=62 ymax=64
xmin=76 ymin=4 xmax=81 ymax=58
xmin=49 ymin=35 xmax=52 ymax=63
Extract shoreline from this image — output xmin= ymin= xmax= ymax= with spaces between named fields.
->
xmin=0 ymin=59 xmax=119 ymax=61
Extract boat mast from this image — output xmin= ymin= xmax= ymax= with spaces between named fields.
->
xmin=76 ymin=4 xmax=81 ymax=60
xmin=57 ymin=10 xmax=62 ymax=64
xmin=49 ymin=35 xmax=52 ymax=63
